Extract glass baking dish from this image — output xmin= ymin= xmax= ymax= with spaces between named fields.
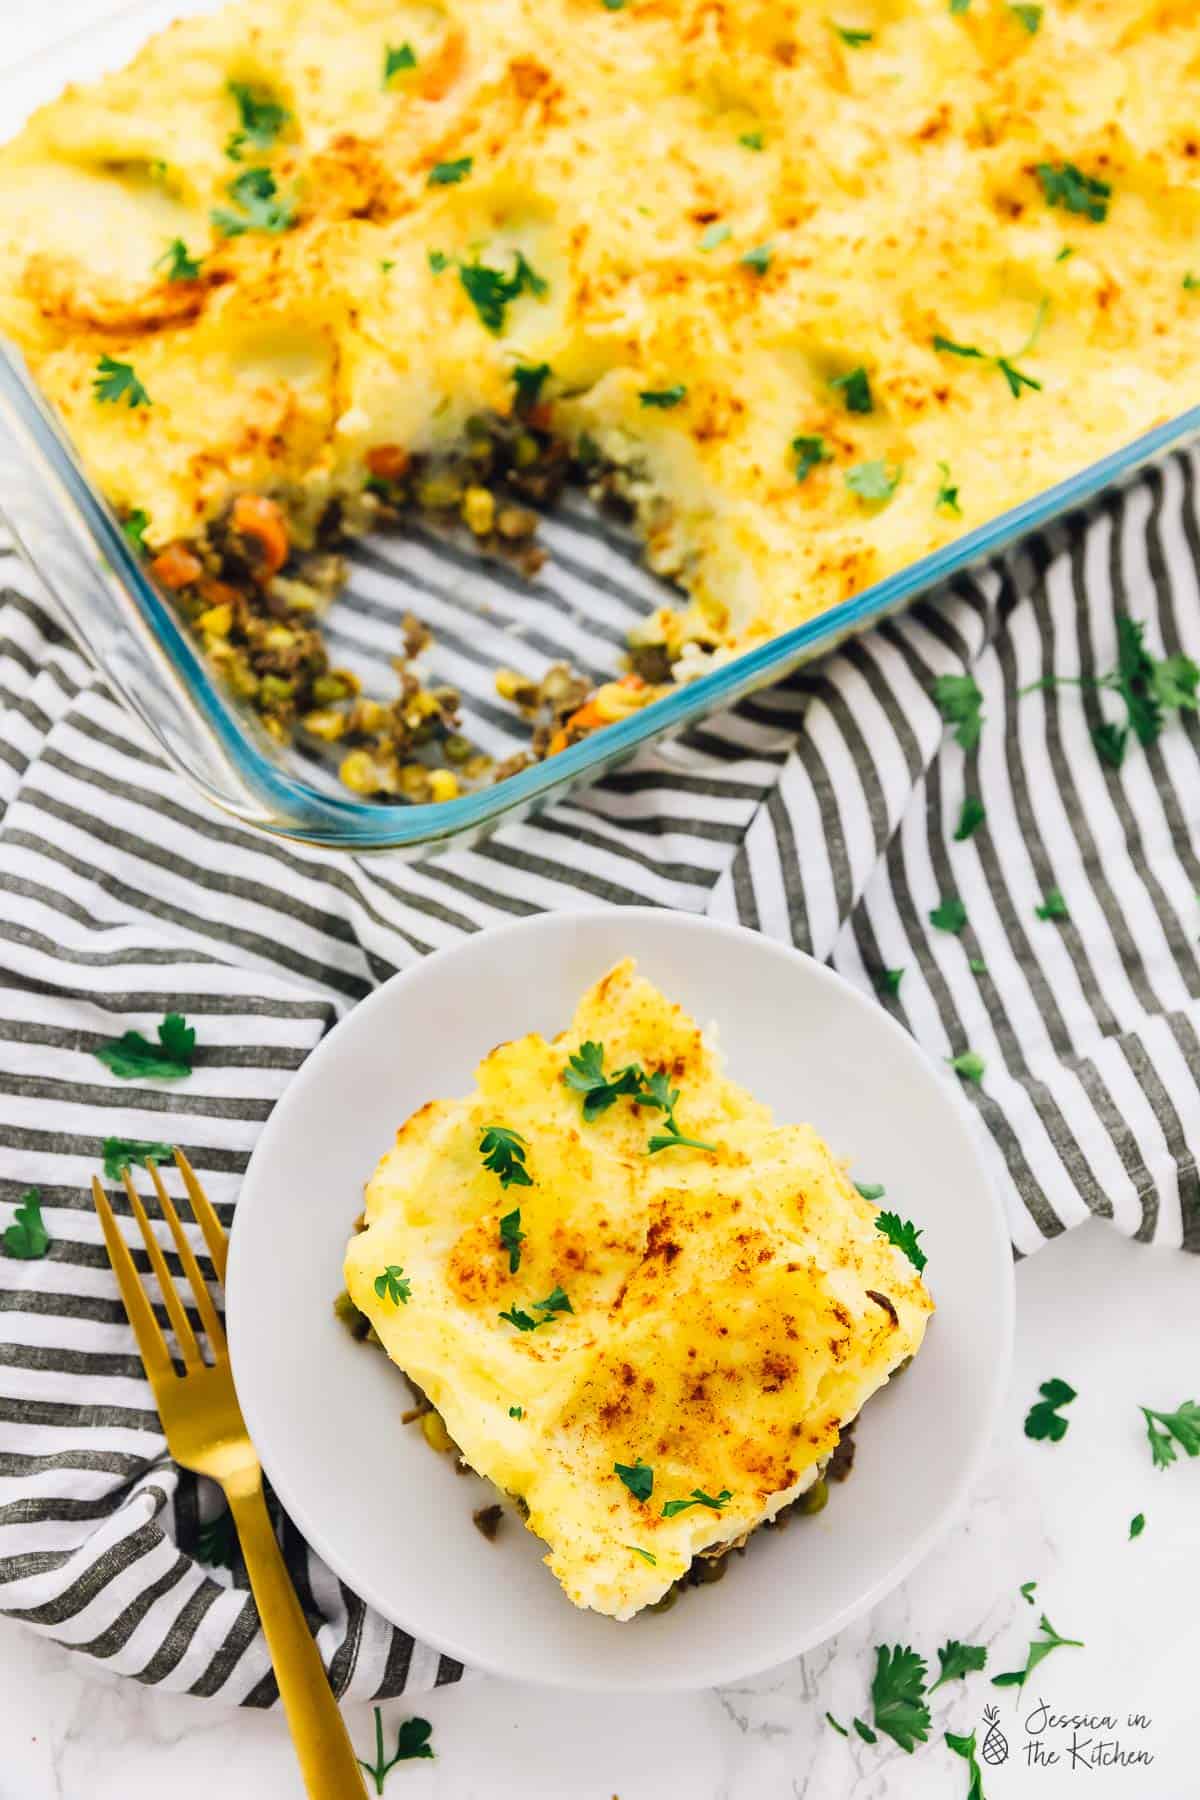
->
xmin=3 ymin=4 xmax=1200 ymax=858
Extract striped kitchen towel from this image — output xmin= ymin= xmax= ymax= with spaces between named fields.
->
xmin=1 ymin=449 xmax=1198 ymax=1705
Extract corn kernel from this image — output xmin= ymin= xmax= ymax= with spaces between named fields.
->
xmin=311 ymin=669 xmax=359 ymax=705
xmin=340 ymin=749 xmax=382 ymax=795
xmin=196 ymin=601 xmax=233 ymax=637
xmin=461 ymin=485 xmax=496 ymax=536
xmin=429 ymin=768 xmax=459 ymax=802
xmin=417 ymin=475 xmax=462 ymax=510
xmin=301 ymin=707 xmax=347 ymax=742
xmin=494 ymin=667 xmax=524 ymax=702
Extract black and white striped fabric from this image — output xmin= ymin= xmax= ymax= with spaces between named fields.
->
xmin=2 ymin=451 xmax=1198 ymax=1703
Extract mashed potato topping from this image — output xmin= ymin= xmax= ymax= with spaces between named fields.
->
xmin=1 ymin=0 xmax=1199 ymax=667
xmin=344 ymin=960 xmax=932 ymax=1618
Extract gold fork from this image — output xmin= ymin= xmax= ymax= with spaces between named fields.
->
xmin=91 ymin=1151 xmax=367 ymax=1797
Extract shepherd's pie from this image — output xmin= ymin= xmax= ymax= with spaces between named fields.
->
xmin=2 ymin=0 xmax=1197 ymax=790
xmin=343 ymin=959 xmax=933 ymax=1618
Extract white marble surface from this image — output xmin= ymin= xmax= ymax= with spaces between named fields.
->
xmin=3 ymin=1218 xmax=1197 ymax=1800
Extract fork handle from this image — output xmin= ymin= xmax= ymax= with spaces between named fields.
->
xmin=226 ymin=1471 xmax=367 ymax=1797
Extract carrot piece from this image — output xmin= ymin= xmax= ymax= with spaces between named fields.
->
xmin=545 ymin=728 xmax=571 ymax=756
xmin=365 ymin=444 xmax=410 ymax=482
xmin=230 ymin=494 xmax=289 ymax=575
xmin=419 ymin=23 xmax=466 ymax=100
xmin=563 ymin=699 xmax=607 ymax=734
xmin=618 ymin=673 xmax=646 ymax=690
xmin=150 ymin=542 xmax=204 ymax=590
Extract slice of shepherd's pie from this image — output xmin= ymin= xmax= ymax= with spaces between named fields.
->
xmin=344 ymin=959 xmax=932 ymax=1619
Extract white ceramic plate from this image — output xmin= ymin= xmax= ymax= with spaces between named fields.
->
xmin=225 ymin=908 xmax=1013 ymax=1691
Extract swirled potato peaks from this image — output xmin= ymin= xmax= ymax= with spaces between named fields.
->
xmin=345 ymin=960 xmax=932 ymax=1617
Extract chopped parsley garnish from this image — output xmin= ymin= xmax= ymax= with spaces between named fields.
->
xmin=1009 ymin=3 xmax=1042 ymax=32
xmin=499 ymin=1207 xmax=525 ymax=1273
xmin=854 ymin=1719 xmax=878 ymax=1745
xmin=1092 ymin=721 xmax=1127 ymax=767
xmin=875 ymin=1211 xmax=927 ymax=1273
xmin=625 ymin=1544 xmax=657 ymax=1564
xmin=741 ymin=242 xmax=773 ymax=274
xmin=499 ymin=1287 xmax=572 ymax=1331
xmin=155 ymin=238 xmax=202 ymax=282
xmin=933 ymin=672 xmax=985 ymax=749
xmin=996 ymin=356 xmax=1042 ymax=399
xmin=509 ymin=1405 xmax=523 ymax=1419
xmin=225 ymin=82 xmax=289 ymax=158
xmin=830 ymin=22 xmax=874 ymax=45
xmin=949 ymin=0 xmax=970 ymax=11
xmin=1141 ymin=1398 xmax=1200 ymax=1469
xmin=383 ymin=43 xmax=418 ymax=84
xmin=638 ymin=1070 xmax=717 ymax=1154
xmin=878 ymin=967 xmax=905 ymax=996
xmin=845 ymin=460 xmax=901 ymax=503
xmin=1056 ymin=244 xmax=1075 ymax=262
xmin=1130 ymin=1512 xmax=1145 ymax=1539
xmin=498 ymin=1305 xmax=540 ymax=1331
xmin=936 ymin=461 xmax=961 ymax=514
xmin=698 ymin=222 xmax=731 ymax=251
xmin=945 ymin=1728 xmax=987 ymax=1798
xmin=373 ymin=1266 xmax=412 ymax=1306
xmin=602 ymin=0 xmax=626 ymax=9
xmin=639 ymin=385 xmax=687 ymax=408
xmin=826 ymin=1713 xmax=849 ymax=1737
xmin=1037 ymin=161 xmax=1111 ymax=223
xmin=949 ymin=1049 xmax=986 ymax=1084
xmin=357 ymin=1709 xmax=433 ymax=1793
xmin=93 ymin=356 xmax=150 ymax=409
xmin=4 ymin=1189 xmax=49 ymax=1260
xmin=480 ymin=1126 xmax=532 ymax=1189
xmin=929 ymin=896 xmax=967 ymax=934
xmin=932 ymin=335 xmax=985 ymax=360
xmin=94 ymin=1012 xmax=196 ymax=1080
xmin=563 ymin=1040 xmax=644 ymax=1119
xmin=513 ymin=361 xmax=550 ymax=408
xmin=955 ymin=794 xmax=986 ymax=841
xmin=661 ymin=1487 xmax=732 ymax=1518
xmin=930 ymin=1640 xmax=988 ymax=1691
xmin=739 ymin=130 xmax=765 ymax=150
xmin=830 ymin=366 xmax=873 ymax=413
xmin=855 ymin=1181 xmax=886 ymax=1201
xmin=647 ymin=1128 xmax=717 ymax=1154
xmin=1024 ymin=1376 xmax=1076 ymax=1442
xmin=428 ymin=156 xmax=473 ymax=186
xmin=1020 ymin=1579 xmax=1037 ymax=1604
xmin=102 ymin=1137 xmax=173 ymax=1181
xmin=532 ymin=1285 xmax=573 ymax=1316
xmin=614 ymin=1459 xmax=654 ymax=1501
xmin=211 ymin=165 xmax=296 ymax=237
xmin=870 ymin=1644 xmax=931 ymax=1753
xmin=1185 ymin=272 xmax=1200 ymax=291
xmin=792 ymin=434 xmax=831 ymax=482
xmin=428 ymin=248 xmax=450 ymax=273
xmin=992 ymin=1613 xmax=1084 ymax=1689
xmin=1034 ymin=888 xmax=1069 ymax=921
xmin=1021 ymin=616 xmax=1199 ymax=765
xmin=933 ymin=298 xmax=1047 ymax=400
xmin=458 ymin=250 xmax=548 ymax=333
xmin=970 ymin=957 xmax=988 ymax=975
xmin=121 ymin=509 xmax=150 ymax=553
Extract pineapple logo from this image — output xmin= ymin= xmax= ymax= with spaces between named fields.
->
xmin=980 ymin=1705 xmax=1009 ymax=1765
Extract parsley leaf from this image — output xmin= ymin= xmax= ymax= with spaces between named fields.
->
xmin=93 ymin=1012 xmax=197 ymax=1080
xmin=945 ymin=1729 xmax=986 ymax=1800
xmin=930 ymin=896 xmax=968 ymax=934
xmin=937 ymin=461 xmax=962 ymax=514
xmin=934 ymin=672 xmax=985 ymax=749
xmin=1129 ymin=1511 xmax=1145 ymax=1539
xmin=932 ymin=335 xmax=985 ymax=360
xmin=845 ymin=460 xmax=901 ymax=503
xmin=792 ymin=434 xmax=831 ymax=482
xmin=871 ymin=1644 xmax=931 ymax=1754
xmin=930 ymin=1640 xmax=988 ymax=1691
xmin=211 ymin=165 xmax=296 ymax=237
xmin=826 ymin=1713 xmax=849 ymax=1737
xmin=830 ymin=366 xmax=873 ymax=413
xmin=121 ymin=509 xmax=150 ymax=553
xmin=1185 ymin=272 xmax=1200 ymax=291
xmin=831 ymin=22 xmax=873 ymax=45
xmin=562 ymin=1041 xmax=644 ymax=1119
xmin=374 ymin=1265 xmax=412 ymax=1306
xmin=92 ymin=356 xmax=150 ymax=409
xmin=1009 ymin=2 xmax=1042 ymax=30
xmin=661 ymin=1487 xmax=732 ymax=1517
xmin=933 ymin=303 xmax=1045 ymax=400
xmin=513 ymin=361 xmax=550 ymax=408
xmin=428 ymin=156 xmax=473 ymax=186
xmin=854 ymin=1718 xmax=878 ymax=1745
xmin=509 ymin=1405 xmax=523 ymax=1419
xmin=357 ymin=1708 xmax=434 ymax=1793
xmin=1037 ymin=161 xmax=1111 ymax=223
xmin=739 ymin=130 xmax=765 ymax=150
xmin=614 ymin=1459 xmax=654 ymax=1501
xmin=625 ymin=1543 xmax=657 ymax=1563
xmin=1141 ymin=1398 xmax=1200 ymax=1469
xmin=383 ymin=43 xmax=418 ymax=84
xmin=878 ymin=967 xmax=905 ymax=996
xmin=949 ymin=1049 xmax=986 ymax=1084
xmin=1092 ymin=721 xmax=1128 ymax=768
xmin=1020 ymin=1579 xmax=1038 ymax=1603
xmin=1026 ymin=616 xmax=1198 ymax=766
xmin=458 ymin=251 xmax=547 ymax=333
xmin=3 ymin=1189 xmax=49 ymax=1260
xmin=996 ymin=356 xmax=1042 ymax=399
xmin=647 ymin=1129 xmax=717 ymax=1154
xmin=532 ymin=1285 xmax=573 ymax=1316
xmin=479 ymin=1125 xmax=532 ymax=1189
xmin=741 ymin=242 xmax=773 ymax=274
xmin=875 ymin=1211 xmax=927 ymax=1273
xmin=498 ymin=1305 xmax=540 ymax=1331
xmin=949 ymin=0 xmax=970 ymax=11
xmin=428 ymin=248 xmax=449 ymax=273
xmin=992 ymin=1613 xmax=1084 ymax=1688
xmin=499 ymin=1207 xmax=525 ymax=1273
xmin=226 ymin=82 xmax=289 ymax=158
xmin=639 ymin=385 xmax=687 ymax=408
xmin=102 ymin=1137 xmax=173 ymax=1181
xmin=1024 ymin=1376 xmax=1076 ymax=1442
xmin=155 ymin=238 xmax=201 ymax=282
xmin=1035 ymin=888 xmax=1069 ymax=921
xmin=955 ymin=794 xmax=986 ymax=840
